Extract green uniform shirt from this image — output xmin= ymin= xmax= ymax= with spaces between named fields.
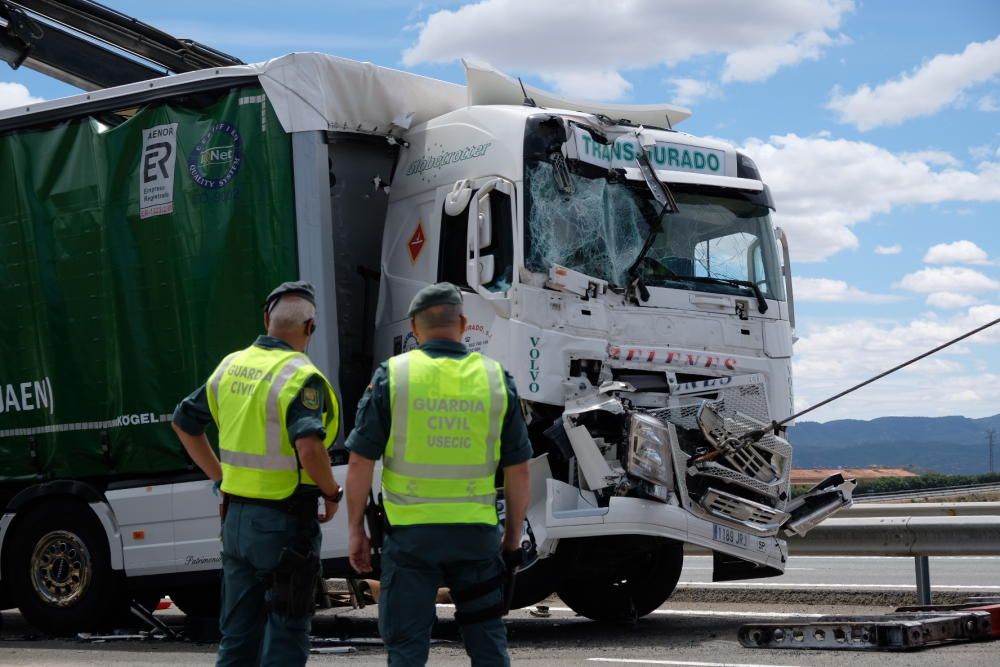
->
xmin=346 ymin=339 xmax=532 ymax=467
xmin=172 ymin=335 xmax=328 ymax=443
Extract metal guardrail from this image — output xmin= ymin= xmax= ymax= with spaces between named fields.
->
xmin=684 ymin=503 xmax=1000 ymax=602
xmin=787 ymin=514 xmax=1000 ymax=605
xmin=854 ymin=482 xmax=1000 ymax=502
xmin=787 ymin=516 xmax=1000 ymax=557
xmin=684 ymin=505 xmax=1000 ymax=605
xmin=838 ymin=501 xmax=1000 ymax=517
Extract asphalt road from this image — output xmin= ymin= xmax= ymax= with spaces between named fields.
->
xmin=2 ymin=556 xmax=998 ymax=665
xmin=3 ymin=598 xmax=999 ymax=666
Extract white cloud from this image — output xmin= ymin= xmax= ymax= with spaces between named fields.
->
xmin=828 ymin=35 xmax=1000 ymax=130
xmin=792 ymin=305 xmax=1000 ymax=420
xmin=540 ymin=70 xmax=632 ymax=101
xmin=874 ymin=244 xmax=902 ymax=255
xmin=794 ymin=277 xmax=902 ymax=303
xmin=923 ymin=240 xmax=990 ymax=265
xmin=403 ymin=0 xmax=854 ymax=100
xmin=667 ymin=78 xmax=720 ymax=107
xmin=926 ymin=292 xmax=981 ymax=309
xmin=970 ymin=144 xmax=995 ymax=160
xmin=739 ymin=133 xmax=1000 ymax=261
xmin=722 ymin=30 xmax=848 ymax=83
xmin=0 ymin=82 xmax=43 ymax=111
xmin=895 ymin=266 xmax=1000 ymax=293
xmin=898 ymin=150 xmax=961 ymax=167
xmin=979 ymin=95 xmax=1000 ymax=112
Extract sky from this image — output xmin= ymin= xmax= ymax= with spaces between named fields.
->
xmin=1 ymin=0 xmax=998 ymax=423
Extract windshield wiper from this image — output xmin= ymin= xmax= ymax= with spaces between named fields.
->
xmin=626 ymin=148 xmax=679 ymax=303
xmin=673 ymin=275 xmax=769 ymax=314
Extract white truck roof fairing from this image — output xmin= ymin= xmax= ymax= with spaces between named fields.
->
xmin=0 ymin=52 xmax=466 ymax=135
xmin=0 ymin=53 xmax=691 ymax=135
xmin=464 ymin=60 xmax=690 ymax=129
xmin=257 ymin=53 xmax=465 ymax=133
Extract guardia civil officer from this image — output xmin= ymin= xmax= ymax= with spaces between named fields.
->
xmin=345 ymin=282 xmax=532 ymax=666
xmin=172 ymin=281 xmax=343 ymax=667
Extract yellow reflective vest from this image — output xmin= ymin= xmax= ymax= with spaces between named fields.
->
xmin=384 ymin=349 xmax=507 ymax=526
xmin=206 ymin=344 xmax=338 ymax=500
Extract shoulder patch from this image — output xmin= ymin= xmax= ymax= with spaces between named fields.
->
xmin=300 ymin=387 xmax=321 ymax=410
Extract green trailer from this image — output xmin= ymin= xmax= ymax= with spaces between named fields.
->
xmin=1 ymin=85 xmax=298 ymax=485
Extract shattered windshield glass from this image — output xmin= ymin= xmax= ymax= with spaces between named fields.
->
xmin=524 ymin=161 xmax=651 ymax=286
xmin=524 ymin=160 xmax=785 ymax=300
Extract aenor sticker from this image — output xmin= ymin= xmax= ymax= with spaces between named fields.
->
xmin=139 ymin=123 xmax=178 ymax=219
xmin=300 ymin=387 xmax=321 ymax=410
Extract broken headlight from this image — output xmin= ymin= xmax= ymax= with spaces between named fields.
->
xmin=627 ymin=413 xmax=675 ymax=496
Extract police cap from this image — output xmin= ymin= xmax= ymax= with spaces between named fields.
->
xmin=407 ymin=282 xmax=463 ymax=318
xmin=264 ymin=281 xmax=316 ymax=313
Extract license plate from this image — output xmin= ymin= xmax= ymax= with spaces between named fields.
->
xmin=713 ymin=524 xmax=751 ymax=549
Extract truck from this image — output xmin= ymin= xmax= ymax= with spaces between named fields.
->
xmin=0 ymin=3 xmax=855 ymax=636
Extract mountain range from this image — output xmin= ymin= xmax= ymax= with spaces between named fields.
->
xmin=786 ymin=414 xmax=1000 ymax=475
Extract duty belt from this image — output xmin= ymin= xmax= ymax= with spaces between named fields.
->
xmin=227 ymin=489 xmax=320 ymax=518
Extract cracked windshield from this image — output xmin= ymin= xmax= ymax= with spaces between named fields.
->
xmin=524 ymin=159 xmax=785 ymax=301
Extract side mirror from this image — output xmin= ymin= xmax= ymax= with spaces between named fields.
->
xmin=475 ymin=189 xmax=492 ymax=249
xmin=444 ymin=179 xmax=473 ymax=217
xmin=775 ymin=227 xmax=795 ymax=332
xmin=467 ymin=189 xmax=496 ymax=286
xmin=466 ymin=177 xmax=515 ymax=290
xmin=477 ymin=254 xmax=495 ymax=285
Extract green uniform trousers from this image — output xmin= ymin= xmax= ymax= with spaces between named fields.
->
xmin=216 ymin=501 xmax=320 ymax=667
xmin=378 ymin=524 xmax=510 ymax=667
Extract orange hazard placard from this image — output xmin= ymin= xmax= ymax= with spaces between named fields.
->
xmin=408 ymin=222 xmax=426 ymax=263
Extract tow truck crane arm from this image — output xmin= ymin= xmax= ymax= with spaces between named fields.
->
xmin=0 ymin=0 xmax=241 ymax=90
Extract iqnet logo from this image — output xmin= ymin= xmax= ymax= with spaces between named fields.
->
xmin=188 ymin=122 xmax=243 ymax=189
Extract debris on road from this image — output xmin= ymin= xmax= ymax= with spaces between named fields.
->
xmin=895 ymin=599 xmax=1000 ymax=639
xmin=311 ymin=646 xmax=357 ymax=655
xmin=739 ymin=610 xmax=994 ymax=650
xmin=530 ymin=605 xmax=551 ymax=618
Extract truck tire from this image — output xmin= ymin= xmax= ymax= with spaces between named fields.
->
xmin=9 ymin=502 xmax=123 ymax=635
xmin=508 ymin=555 xmax=559 ymax=610
xmin=168 ymin=583 xmax=221 ymax=618
xmin=555 ymin=537 xmax=683 ymax=623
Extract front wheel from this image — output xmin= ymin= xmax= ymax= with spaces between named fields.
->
xmin=555 ymin=536 xmax=683 ymax=622
xmin=9 ymin=502 xmax=124 ymax=635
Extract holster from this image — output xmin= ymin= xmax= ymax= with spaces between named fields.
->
xmin=268 ymin=544 xmax=321 ymax=618
xmin=265 ymin=491 xmax=322 ymax=618
xmin=501 ymin=548 xmax=524 ymax=615
xmin=451 ymin=548 xmax=524 ymax=625
xmin=366 ymin=492 xmax=386 ymax=549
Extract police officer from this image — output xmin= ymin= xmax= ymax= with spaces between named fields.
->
xmin=172 ymin=281 xmax=343 ymax=667
xmin=345 ymin=282 xmax=532 ymax=666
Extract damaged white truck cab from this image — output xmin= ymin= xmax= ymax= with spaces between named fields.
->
xmin=0 ymin=53 xmax=853 ymax=632
xmin=373 ymin=70 xmax=855 ymax=620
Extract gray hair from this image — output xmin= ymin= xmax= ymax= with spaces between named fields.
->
xmin=269 ymin=296 xmax=316 ymax=331
xmin=413 ymin=303 xmax=462 ymax=331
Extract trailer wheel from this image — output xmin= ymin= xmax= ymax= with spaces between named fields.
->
xmin=9 ymin=502 xmax=123 ymax=635
xmin=555 ymin=537 xmax=683 ymax=623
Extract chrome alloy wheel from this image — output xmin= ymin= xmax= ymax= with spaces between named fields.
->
xmin=30 ymin=530 xmax=92 ymax=607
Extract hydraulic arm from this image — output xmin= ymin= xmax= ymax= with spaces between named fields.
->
xmin=0 ymin=0 xmax=241 ymax=90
